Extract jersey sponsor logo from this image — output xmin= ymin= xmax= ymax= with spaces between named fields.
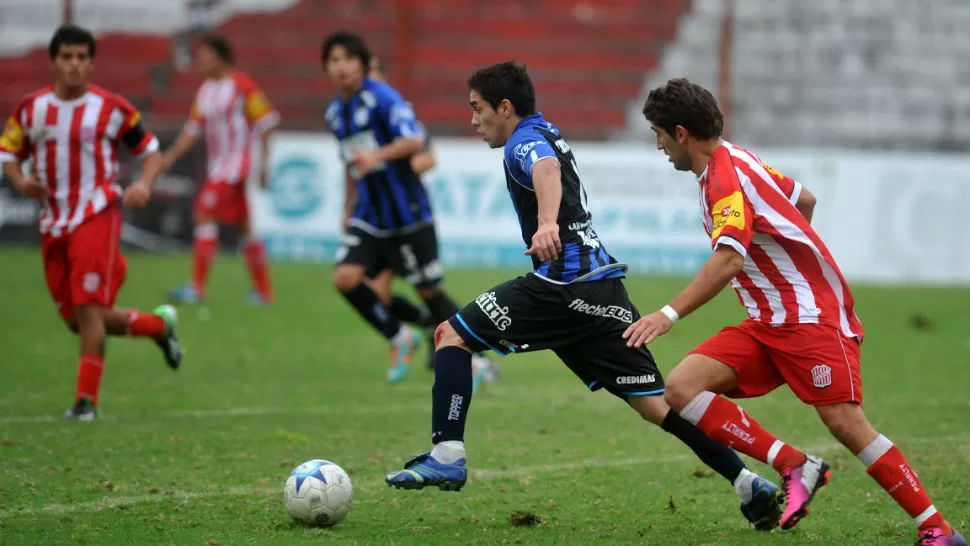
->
xmin=576 ymin=226 xmax=601 ymax=249
xmin=354 ymin=105 xmax=370 ymax=127
xmin=710 ymin=191 xmax=746 ymax=239
xmin=615 ymin=374 xmax=656 ymax=385
xmin=475 ymin=291 xmax=512 ymax=331
xmin=567 ymin=298 xmax=633 ymax=323
xmin=811 ymin=364 xmax=832 ymax=388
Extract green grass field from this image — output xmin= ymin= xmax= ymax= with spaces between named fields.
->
xmin=0 ymin=247 xmax=967 ymax=546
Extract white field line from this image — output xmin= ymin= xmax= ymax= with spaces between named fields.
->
xmin=0 ymin=440 xmax=840 ymax=519
xmin=6 ymin=435 xmax=968 ymax=519
xmin=0 ymin=396 xmax=568 ymax=425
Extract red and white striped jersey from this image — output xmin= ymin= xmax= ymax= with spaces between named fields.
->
xmin=0 ymin=85 xmax=159 ymax=238
xmin=698 ymin=141 xmax=864 ymax=339
xmin=184 ymin=71 xmax=279 ymax=185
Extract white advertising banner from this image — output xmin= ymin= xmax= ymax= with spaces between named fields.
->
xmin=251 ymin=132 xmax=970 ymax=285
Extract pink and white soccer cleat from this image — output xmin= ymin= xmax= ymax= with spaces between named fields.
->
xmin=916 ymin=527 xmax=967 ymax=546
xmin=780 ymin=454 xmax=831 ymax=530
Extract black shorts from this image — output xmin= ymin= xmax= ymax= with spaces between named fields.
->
xmin=449 ymin=274 xmax=664 ymax=399
xmin=337 ymin=223 xmax=443 ymax=288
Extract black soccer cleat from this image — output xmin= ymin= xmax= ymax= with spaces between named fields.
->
xmin=63 ymin=398 xmax=98 ymax=421
xmin=153 ymin=304 xmax=183 ymax=370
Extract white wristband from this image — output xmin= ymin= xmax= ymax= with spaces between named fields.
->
xmin=660 ymin=305 xmax=680 ymax=323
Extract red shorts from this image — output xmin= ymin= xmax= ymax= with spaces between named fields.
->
xmin=194 ymin=179 xmax=249 ymax=225
xmin=690 ymin=320 xmax=863 ymax=406
xmin=41 ymin=205 xmax=128 ymax=322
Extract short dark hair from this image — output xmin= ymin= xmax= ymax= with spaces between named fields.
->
xmin=49 ymin=25 xmax=96 ymax=60
xmin=198 ymin=34 xmax=234 ymax=64
xmin=466 ymin=61 xmax=536 ymax=117
xmin=322 ymin=30 xmax=371 ymax=68
xmin=642 ymin=78 xmax=723 ymax=140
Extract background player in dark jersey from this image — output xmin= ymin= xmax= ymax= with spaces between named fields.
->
xmin=322 ymin=31 xmax=468 ymax=385
xmin=384 ymin=61 xmax=783 ymax=530
xmin=365 ymin=56 xmax=500 ymax=387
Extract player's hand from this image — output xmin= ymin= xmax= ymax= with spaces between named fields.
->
xmin=123 ymin=180 xmax=152 ymax=209
xmin=622 ymin=311 xmax=675 ymax=347
xmin=353 ymin=150 xmax=381 ymax=177
xmin=525 ymin=222 xmax=562 ymax=262
xmin=13 ymin=176 xmax=48 ymax=200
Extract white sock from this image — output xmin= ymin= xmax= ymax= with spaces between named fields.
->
xmin=734 ymin=468 xmax=757 ymax=504
xmin=389 ymin=326 xmax=410 ymax=346
xmin=430 ymin=441 xmax=465 ymax=464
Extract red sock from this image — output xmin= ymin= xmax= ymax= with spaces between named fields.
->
xmin=243 ymin=237 xmax=273 ymax=300
xmin=126 ymin=311 xmax=166 ymax=339
xmin=76 ymin=354 xmax=104 ymax=406
xmin=682 ymin=391 xmax=807 ymax=472
xmin=860 ymin=435 xmax=951 ymax=534
xmin=192 ymin=228 xmax=218 ymax=297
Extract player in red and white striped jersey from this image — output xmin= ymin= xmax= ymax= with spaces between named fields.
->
xmin=626 ymin=79 xmax=963 ymax=546
xmin=0 ymin=26 xmax=184 ymax=421
xmin=161 ymin=34 xmax=280 ymax=306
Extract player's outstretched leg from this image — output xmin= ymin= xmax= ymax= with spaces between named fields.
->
xmin=97 ymin=306 xmax=184 ymax=370
xmin=169 ymin=223 xmax=218 ymax=304
xmin=333 ymin=264 xmax=418 ymax=384
xmin=816 ymin=404 xmax=964 ymax=546
xmin=385 ymin=321 xmax=470 ymax=491
xmin=664 ymin=355 xmax=830 ymax=531
xmin=628 ymin=394 xmax=782 ymax=530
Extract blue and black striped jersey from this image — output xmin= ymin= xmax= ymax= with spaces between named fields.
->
xmin=325 ymin=78 xmax=433 ymax=234
xmin=503 ymin=113 xmax=627 ymax=284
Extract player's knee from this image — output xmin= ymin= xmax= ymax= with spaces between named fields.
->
xmin=662 ymin=374 xmax=699 ymax=412
xmin=434 ymin=321 xmax=464 ymax=350
xmin=628 ymin=395 xmax=669 ymax=426
xmin=817 ymin=403 xmax=872 ymax=443
xmin=331 ymin=266 xmax=363 ymax=293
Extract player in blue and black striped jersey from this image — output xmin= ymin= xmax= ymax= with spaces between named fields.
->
xmin=322 ymin=32 xmax=482 ymax=387
xmin=385 ymin=61 xmax=784 ymax=532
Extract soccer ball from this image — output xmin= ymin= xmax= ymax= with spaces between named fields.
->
xmin=283 ymin=459 xmax=354 ymax=527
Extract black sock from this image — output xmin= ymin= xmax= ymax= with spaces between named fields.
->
xmin=423 ymin=291 xmax=461 ymax=324
xmin=389 ymin=294 xmax=434 ymax=328
xmin=431 ymin=346 xmax=473 ymax=444
xmin=341 ymin=284 xmax=401 ymax=340
xmin=661 ymin=409 xmax=744 ymax=483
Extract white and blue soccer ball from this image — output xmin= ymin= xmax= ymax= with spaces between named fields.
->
xmin=283 ymin=459 xmax=354 ymax=526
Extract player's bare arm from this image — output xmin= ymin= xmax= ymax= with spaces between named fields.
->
xmin=795 ymin=186 xmax=817 ymax=223
xmin=124 ymin=151 xmax=163 ymax=209
xmin=410 ymin=150 xmax=436 ymax=174
xmin=160 ymin=128 xmax=199 ymax=173
xmin=258 ymin=127 xmax=275 ymax=188
xmin=342 ymin=166 xmax=356 ymax=228
xmin=2 ymin=162 xmax=48 ymax=200
xmin=623 ymin=245 xmax=743 ymax=347
xmin=353 ymin=136 xmax=424 ymax=177
xmin=526 ymin=157 xmax=564 ymax=262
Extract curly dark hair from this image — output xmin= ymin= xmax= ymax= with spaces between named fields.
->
xmin=642 ymin=78 xmax=723 ymax=140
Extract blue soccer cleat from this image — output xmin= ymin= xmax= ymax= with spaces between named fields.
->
xmin=167 ymin=283 xmax=204 ymax=305
xmin=385 ymin=452 xmax=467 ymax=491
xmin=740 ymin=476 xmax=783 ymax=531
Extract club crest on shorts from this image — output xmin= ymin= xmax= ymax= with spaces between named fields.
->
xmin=811 ymin=364 xmax=832 ymax=388
xmin=82 ymin=272 xmax=101 ymax=293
